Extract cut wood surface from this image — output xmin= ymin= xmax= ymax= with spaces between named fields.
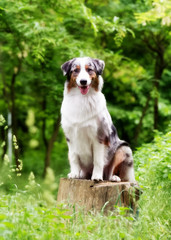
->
xmin=57 ymin=178 xmax=141 ymax=214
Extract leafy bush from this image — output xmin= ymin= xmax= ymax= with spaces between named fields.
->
xmin=134 ymin=129 xmax=171 ymax=189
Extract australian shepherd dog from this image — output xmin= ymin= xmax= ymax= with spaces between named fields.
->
xmin=61 ymin=57 xmax=135 ymax=182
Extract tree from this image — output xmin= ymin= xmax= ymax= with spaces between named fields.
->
xmin=134 ymin=0 xmax=171 ymax=130
xmin=0 ymin=0 xmax=170 ymax=176
xmin=0 ymin=0 xmax=132 ymax=174
xmin=94 ymin=0 xmax=171 ymax=144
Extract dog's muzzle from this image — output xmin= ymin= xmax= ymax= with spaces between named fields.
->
xmin=78 ymin=79 xmax=90 ymax=95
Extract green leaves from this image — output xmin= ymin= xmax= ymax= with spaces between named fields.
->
xmin=135 ymin=0 xmax=171 ymax=26
xmin=0 ymin=1 xmax=171 ymax=238
xmin=0 ymin=115 xmax=6 ymax=126
xmin=0 ymin=193 xmax=72 ymax=240
xmin=134 ymin=129 xmax=171 ymax=188
xmin=0 ymin=130 xmax=170 ymax=239
xmin=0 ymin=0 xmax=171 ymax=178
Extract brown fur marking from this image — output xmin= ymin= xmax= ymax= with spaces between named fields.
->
xmin=67 ymin=65 xmax=80 ymax=91
xmin=91 ymin=75 xmax=99 ymax=91
xmin=85 ymin=65 xmax=99 ymax=91
xmin=67 ymin=64 xmax=99 ymax=92
xmin=113 ymin=146 xmax=133 ymax=180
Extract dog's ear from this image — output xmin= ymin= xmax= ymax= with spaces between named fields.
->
xmin=92 ymin=58 xmax=105 ymax=75
xmin=61 ymin=58 xmax=75 ymax=76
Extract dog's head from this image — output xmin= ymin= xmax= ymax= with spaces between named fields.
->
xmin=61 ymin=57 xmax=105 ymax=95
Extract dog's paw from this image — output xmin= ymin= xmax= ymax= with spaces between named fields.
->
xmin=67 ymin=172 xmax=80 ymax=179
xmin=91 ymin=173 xmax=103 ymax=182
xmin=110 ymin=175 xmax=121 ymax=182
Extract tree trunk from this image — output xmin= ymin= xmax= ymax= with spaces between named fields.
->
xmin=1 ymin=125 xmax=7 ymax=162
xmin=0 ymin=53 xmax=9 ymax=162
xmin=57 ymin=178 xmax=141 ymax=214
xmin=153 ymin=79 xmax=159 ymax=130
xmin=42 ymin=98 xmax=48 ymax=147
xmin=133 ymin=94 xmax=151 ymax=146
xmin=143 ymin=34 xmax=165 ymax=130
xmin=11 ymin=74 xmax=17 ymax=166
xmin=43 ymin=116 xmax=61 ymax=177
xmin=153 ymin=55 xmax=164 ymax=129
xmin=11 ymin=70 xmax=21 ymax=168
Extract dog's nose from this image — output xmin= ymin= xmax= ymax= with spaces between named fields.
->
xmin=80 ymin=80 xmax=87 ymax=86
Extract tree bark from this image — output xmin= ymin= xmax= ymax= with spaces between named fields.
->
xmin=0 ymin=126 xmax=7 ymax=162
xmin=41 ymin=98 xmax=48 ymax=147
xmin=153 ymin=79 xmax=159 ymax=130
xmin=0 ymin=55 xmax=8 ymax=162
xmin=153 ymin=51 xmax=164 ymax=129
xmin=11 ymin=73 xmax=19 ymax=167
xmin=133 ymin=94 xmax=151 ymax=146
xmin=10 ymin=59 xmax=22 ymax=168
xmin=57 ymin=178 xmax=141 ymax=214
xmin=144 ymin=33 xmax=165 ymax=130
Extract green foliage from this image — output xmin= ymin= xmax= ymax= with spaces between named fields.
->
xmin=0 ymin=1 xmax=170 ymax=238
xmin=135 ymin=129 xmax=171 ymax=188
xmin=135 ymin=0 xmax=171 ymax=26
xmin=0 ymin=2 xmax=170 ymax=238
xmin=0 ymin=193 xmax=72 ymax=239
xmin=0 ymin=0 xmax=171 ymax=175
xmin=0 ymin=130 xmax=170 ymax=239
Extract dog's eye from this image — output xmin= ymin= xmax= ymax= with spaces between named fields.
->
xmin=73 ymin=69 xmax=80 ymax=73
xmin=87 ymin=68 xmax=93 ymax=73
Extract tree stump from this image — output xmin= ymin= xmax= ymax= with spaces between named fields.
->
xmin=57 ymin=178 xmax=141 ymax=214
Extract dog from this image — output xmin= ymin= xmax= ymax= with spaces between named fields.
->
xmin=60 ymin=57 xmax=135 ymax=182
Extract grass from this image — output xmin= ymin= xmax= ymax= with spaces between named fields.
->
xmin=0 ymin=130 xmax=171 ymax=240
xmin=0 ymin=189 xmax=170 ymax=240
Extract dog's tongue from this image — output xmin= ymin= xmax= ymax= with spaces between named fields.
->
xmin=79 ymin=86 xmax=90 ymax=95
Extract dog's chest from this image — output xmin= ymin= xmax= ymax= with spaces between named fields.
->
xmin=66 ymin=124 xmax=96 ymax=150
xmin=68 ymin=125 xmax=96 ymax=166
xmin=61 ymin=90 xmax=108 ymax=166
xmin=61 ymin=93 xmax=103 ymax=152
xmin=61 ymin=91 xmax=106 ymax=125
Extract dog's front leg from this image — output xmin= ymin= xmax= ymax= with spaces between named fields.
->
xmin=91 ymin=142 xmax=105 ymax=181
xmin=68 ymin=150 xmax=81 ymax=179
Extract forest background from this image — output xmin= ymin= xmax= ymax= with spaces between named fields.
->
xmin=0 ymin=0 xmax=171 ymax=239
xmin=0 ymin=0 xmax=171 ymax=176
